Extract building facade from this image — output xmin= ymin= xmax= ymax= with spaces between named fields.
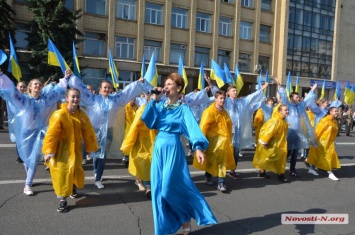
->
xmin=7 ymin=0 xmax=354 ymax=98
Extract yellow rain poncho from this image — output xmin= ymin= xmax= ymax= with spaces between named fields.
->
xmin=252 ymin=111 xmax=288 ymax=174
xmin=253 ymin=108 xmax=264 ymax=142
xmin=124 ymin=102 xmax=138 ymax=138
xmin=306 ymin=109 xmax=315 ymax=128
xmin=307 ymin=115 xmax=340 ymax=171
xmin=120 ymin=104 xmax=157 ymax=181
xmin=193 ymin=103 xmax=235 ymax=178
xmin=42 ymin=103 xmax=98 ymax=197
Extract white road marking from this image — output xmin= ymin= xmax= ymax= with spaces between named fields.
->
xmin=0 ymin=144 xmax=16 ymax=147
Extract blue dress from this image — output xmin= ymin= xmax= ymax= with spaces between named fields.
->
xmin=141 ymin=99 xmax=217 ymax=235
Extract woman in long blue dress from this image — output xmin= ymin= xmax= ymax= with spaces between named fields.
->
xmin=0 ymin=70 xmax=67 ymax=195
xmin=141 ymin=73 xmax=217 ymax=235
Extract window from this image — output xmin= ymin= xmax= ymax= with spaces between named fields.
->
xmin=219 ymin=17 xmax=232 ymax=37
xmin=194 ymin=47 xmax=210 ymax=67
xmin=117 ymin=0 xmax=136 ymax=20
xmin=170 ymin=44 xmax=186 ymax=64
xmin=196 ymin=12 xmax=211 ymax=33
xmin=145 ymin=2 xmax=163 ymax=25
xmin=172 ymin=7 xmax=188 ymax=29
xmin=15 ymin=23 xmax=31 ymax=49
xmin=85 ymin=0 xmax=107 ymax=15
xmin=84 ymin=32 xmax=106 ymax=56
xmin=144 ymin=40 xmax=162 ymax=62
xmin=259 ymin=25 xmax=271 ymax=43
xmin=221 ymin=0 xmax=233 ymax=3
xmin=241 ymin=0 xmax=253 ymax=8
xmin=117 ymin=70 xmax=137 ymax=88
xmin=258 ymin=56 xmax=270 ymax=73
xmin=82 ymin=68 xmax=107 ymax=90
xmin=217 ymin=50 xmax=230 ymax=67
xmin=65 ymin=0 xmax=74 ymax=10
xmin=261 ymin=0 xmax=271 ymax=11
xmin=238 ymin=53 xmax=251 ymax=72
xmin=240 ymin=21 xmax=252 ymax=40
xmin=115 ymin=36 xmax=134 ymax=59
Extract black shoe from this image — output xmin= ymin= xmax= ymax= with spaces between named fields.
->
xmin=278 ymin=174 xmax=288 ymax=183
xmin=57 ymin=200 xmax=68 ymax=213
xmin=289 ymin=171 xmax=301 ymax=178
xmin=122 ymin=156 xmax=129 ymax=168
xmin=70 ymin=188 xmax=79 ymax=199
xmin=258 ymin=171 xmax=270 ymax=179
xmin=16 ymin=157 xmax=23 ymax=163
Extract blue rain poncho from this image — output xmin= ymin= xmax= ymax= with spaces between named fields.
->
xmin=308 ymin=99 xmax=342 ymax=127
xmin=68 ymin=75 xmax=152 ymax=159
xmin=183 ymin=89 xmax=209 ymax=122
xmin=0 ymin=73 xmax=67 ymax=168
xmin=278 ymin=87 xmax=317 ymax=149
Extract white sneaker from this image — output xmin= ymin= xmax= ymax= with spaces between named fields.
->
xmin=95 ymin=181 xmax=105 ymax=189
xmin=239 ymin=153 xmax=243 ymax=157
xmin=86 ymin=155 xmax=92 ymax=161
xmin=308 ymin=168 xmax=319 ymax=176
xmin=328 ymin=173 xmax=339 ymax=181
xmin=24 ymin=186 xmax=34 ymax=196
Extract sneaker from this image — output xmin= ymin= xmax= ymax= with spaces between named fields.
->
xmin=239 ymin=153 xmax=243 ymax=157
xmin=95 ymin=181 xmax=105 ymax=189
xmin=229 ymin=171 xmax=239 ymax=180
xmin=289 ymin=171 xmax=301 ymax=178
xmin=57 ymin=200 xmax=68 ymax=213
xmin=86 ymin=155 xmax=92 ymax=161
xmin=135 ymin=179 xmax=146 ymax=191
xmin=205 ymin=177 xmax=213 ymax=186
xmin=278 ymin=174 xmax=288 ymax=183
xmin=122 ymin=156 xmax=129 ymax=168
xmin=328 ymin=173 xmax=339 ymax=181
xmin=81 ymin=159 xmax=87 ymax=165
xmin=217 ymin=183 xmax=227 ymax=192
xmin=23 ymin=186 xmax=34 ymax=196
xmin=70 ymin=188 xmax=79 ymax=198
xmin=308 ymin=168 xmax=319 ymax=176
xmin=258 ymin=171 xmax=271 ymax=179
xmin=145 ymin=185 xmax=151 ymax=199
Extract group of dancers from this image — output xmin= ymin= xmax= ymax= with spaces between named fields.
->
xmin=0 ymin=68 xmax=343 ymax=235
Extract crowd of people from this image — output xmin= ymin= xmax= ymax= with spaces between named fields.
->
xmin=0 ymin=67 xmax=347 ymax=235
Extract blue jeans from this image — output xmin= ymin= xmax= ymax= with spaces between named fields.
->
xmin=288 ymin=149 xmax=299 ymax=172
xmin=24 ymin=162 xmax=38 ymax=187
xmin=205 ymin=172 xmax=224 ymax=183
xmin=93 ymin=158 xmax=105 ymax=181
xmin=232 ymin=148 xmax=240 ymax=171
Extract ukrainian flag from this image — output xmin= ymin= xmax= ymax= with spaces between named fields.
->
xmin=48 ymin=39 xmax=70 ymax=75
xmin=0 ymin=49 xmax=7 ymax=66
xmin=72 ymin=41 xmax=81 ymax=79
xmin=178 ymin=55 xmax=188 ymax=93
xmin=295 ymin=75 xmax=300 ymax=93
xmin=108 ymin=48 xmax=119 ymax=89
xmin=8 ymin=34 xmax=22 ymax=81
xmin=343 ymin=81 xmax=352 ymax=105
xmin=223 ymin=63 xmax=233 ymax=85
xmin=210 ymin=59 xmax=227 ymax=88
xmin=197 ymin=62 xmax=205 ymax=90
xmin=144 ymin=53 xmax=158 ymax=87
xmin=286 ymin=71 xmax=293 ymax=98
xmin=141 ymin=54 xmax=146 ymax=77
xmin=332 ymin=81 xmax=341 ymax=101
xmin=234 ymin=64 xmax=244 ymax=93
xmin=320 ymin=79 xmax=326 ymax=99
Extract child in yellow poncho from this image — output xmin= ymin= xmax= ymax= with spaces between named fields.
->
xmin=306 ymin=107 xmax=340 ymax=180
xmin=193 ymin=91 xmax=234 ymax=192
xmin=253 ymin=104 xmax=289 ymax=182
xmin=42 ymin=88 xmax=98 ymax=213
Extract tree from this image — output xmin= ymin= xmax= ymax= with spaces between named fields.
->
xmin=26 ymin=0 xmax=83 ymax=79
xmin=0 ymin=1 xmax=16 ymax=50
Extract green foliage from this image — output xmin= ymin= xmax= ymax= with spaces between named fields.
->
xmin=26 ymin=0 xmax=83 ymax=79
xmin=0 ymin=1 xmax=16 ymax=50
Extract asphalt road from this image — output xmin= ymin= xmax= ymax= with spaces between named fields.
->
xmin=0 ymin=127 xmax=355 ymax=235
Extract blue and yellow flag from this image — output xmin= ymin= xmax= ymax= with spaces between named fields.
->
xmin=72 ymin=41 xmax=81 ymax=79
xmin=48 ymin=39 xmax=70 ymax=75
xmin=178 ymin=55 xmax=188 ymax=93
xmin=0 ymin=49 xmax=7 ymax=66
xmin=295 ymin=75 xmax=300 ymax=93
xmin=286 ymin=71 xmax=293 ymax=98
xmin=344 ymin=81 xmax=352 ymax=105
xmin=210 ymin=59 xmax=227 ymax=88
xmin=144 ymin=53 xmax=158 ymax=87
xmin=234 ymin=64 xmax=244 ymax=93
xmin=8 ymin=34 xmax=22 ymax=81
xmin=332 ymin=81 xmax=341 ymax=101
xmin=108 ymin=48 xmax=119 ymax=89
xmin=141 ymin=54 xmax=146 ymax=77
xmin=197 ymin=62 xmax=205 ymax=90
xmin=320 ymin=79 xmax=326 ymax=99
xmin=223 ymin=63 xmax=233 ymax=85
